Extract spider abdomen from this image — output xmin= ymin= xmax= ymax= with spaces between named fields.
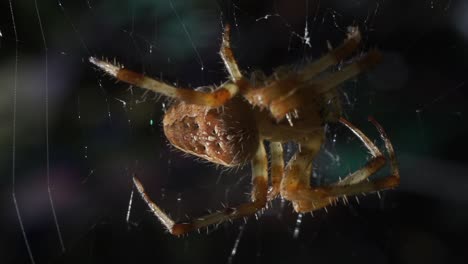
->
xmin=163 ymin=97 xmax=259 ymax=167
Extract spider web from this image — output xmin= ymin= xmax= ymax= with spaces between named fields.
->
xmin=1 ymin=0 xmax=467 ymax=263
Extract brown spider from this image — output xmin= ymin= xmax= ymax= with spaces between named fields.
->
xmin=90 ymin=25 xmax=400 ymax=236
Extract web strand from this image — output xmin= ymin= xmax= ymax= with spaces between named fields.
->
xmin=57 ymin=0 xmax=91 ymax=54
xmin=9 ymin=1 xmax=36 ymax=263
xmin=168 ymin=0 xmax=205 ymax=71
xmin=34 ymin=0 xmax=66 ymax=253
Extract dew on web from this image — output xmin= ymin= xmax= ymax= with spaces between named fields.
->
xmin=227 ymin=223 xmax=246 ymax=264
xmin=255 ymin=14 xmax=281 ymax=22
xmin=292 ymin=213 xmax=303 ymax=239
xmin=126 ymin=188 xmax=134 ymax=224
xmin=0 ymin=28 xmax=3 ymax=48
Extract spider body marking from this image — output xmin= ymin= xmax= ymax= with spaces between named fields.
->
xmin=90 ymin=25 xmax=400 ymax=236
xmin=163 ymin=97 xmax=259 ymax=166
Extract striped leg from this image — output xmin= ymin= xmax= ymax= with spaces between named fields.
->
xmin=293 ymin=175 xmax=400 ymax=213
xmin=303 ymin=49 xmax=383 ymax=93
xmin=299 ymin=26 xmax=362 ymax=80
xmin=220 ymin=24 xmax=243 ymax=82
xmin=133 ymin=140 xmax=268 ymax=235
xmin=267 ymin=142 xmax=284 ymax=200
xmin=89 ymin=57 xmax=239 ymax=107
xmin=243 ymin=28 xmax=363 ymax=112
xmin=281 ymin=118 xmax=399 ymax=213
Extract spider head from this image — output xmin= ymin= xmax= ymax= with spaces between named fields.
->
xmin=162 ymin=98 xmax=259 ymax=167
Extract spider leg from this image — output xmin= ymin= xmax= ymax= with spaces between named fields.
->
xmin=133 ymin=140 xmax=268 ymax=236
xmin=267 ymin=142 xmax=284 ymax=200
xmin=280 ymin=118 xmax=400 ymax=213
xmin=304 ymin=49 xmax=382 ymax=93
xmin=299 ymin=26 xmax=362 ymax=80
xmin=242 ymin=27 xmax=362 ymax=111
xmin=333 ymin=117 xmax=384 ymax=186
xmin=269 ymin=50 xmax=382 ymax=121
xmin=89 ymin=57 xmax=238 ymax=107
xmin=293 ymin=175 xmax=400 ymax=213
xmin=328 ymin=117 xmax=400 ymax=187
xmin=220 ymin=24 xmax=243 ymax=82
xmin=279 ymin=131 xmax=325 ymax=211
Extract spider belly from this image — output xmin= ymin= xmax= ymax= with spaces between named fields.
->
xmin=163 ymin=97 xmax=259 ymax=167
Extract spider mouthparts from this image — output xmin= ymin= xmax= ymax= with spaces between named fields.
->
xmin=89 ymin=56 xmax=120 ymax=77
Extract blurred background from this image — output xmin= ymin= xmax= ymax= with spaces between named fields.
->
xmin=1 ymin=0 xmax=467 ymax=263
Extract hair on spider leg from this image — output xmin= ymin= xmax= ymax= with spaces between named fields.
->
xmin=341 ymin=195 xmax=349 ymax=205
xmin=254 ymin=212 xmax=259 ymax=221
xmin=355 ymin=196 xmax=360 ymax=205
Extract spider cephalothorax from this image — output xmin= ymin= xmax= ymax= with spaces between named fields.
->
xmin=90 ymin=25 xmax=399 ymax=235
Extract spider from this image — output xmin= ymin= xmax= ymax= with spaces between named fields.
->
xmin=90 ymin=25 xmax=399 ymax=236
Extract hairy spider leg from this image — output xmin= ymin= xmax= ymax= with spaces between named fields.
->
xmin=279 ymin=130 xmax=325 ymax=211
xmin=242 ymin=27 xmax=361 ymax=110
xmin=89 ymin=24 xmax=254 ymax=109
xmin=267 ymin=142 xmax=284 ymax=200
xmin=330 ymin=117 xmax=400 ymax=186
xmin=302 ymin=49 xmax=383 ymax=90
xmin=269 ymin=50 xmax=383 ymax=121
xmin=280 ymin=118 xmax=400 ymax=213
xmin=368 ymin=116 xmax=399 ymax=179
xmin=333 ymin=117 xmax=383 ymax=185
xmin=89 ymin=57 xmax=239 ymax=107
xmin=220 ymin=24 xmax=243 ymax=82
xmin=133 ymin=140 xmax=268 ymax=236
xmin=298 ymin=26 xmax=362 ymax=80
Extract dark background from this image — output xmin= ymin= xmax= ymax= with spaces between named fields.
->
xmin=1 ymin=0 xmax=467 ymax=263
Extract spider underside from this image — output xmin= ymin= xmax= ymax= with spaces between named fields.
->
xmin=90 ymin=25 xmax=400 ymax=236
